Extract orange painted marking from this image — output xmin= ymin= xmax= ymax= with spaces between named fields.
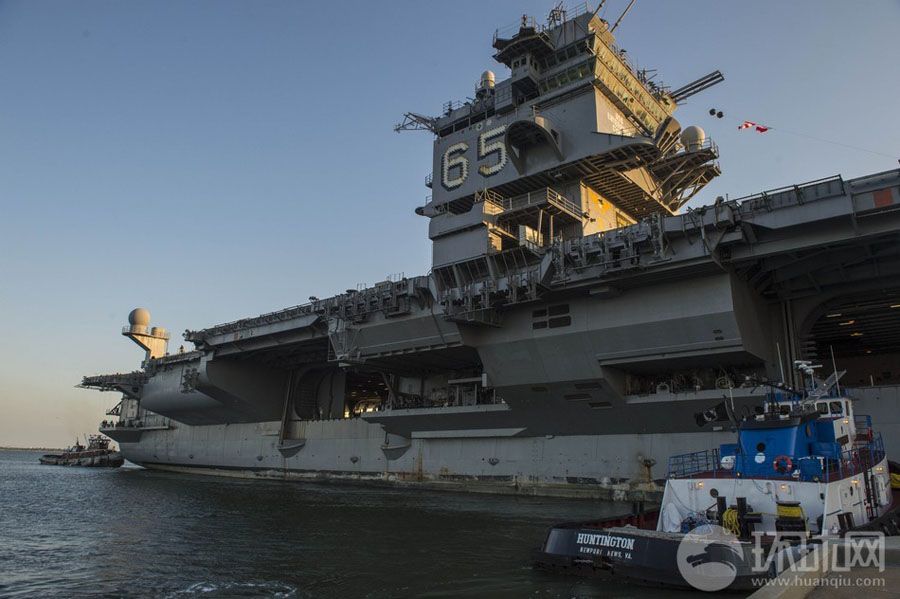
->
xmin=873 ymin=188 xmax=894 ymax=208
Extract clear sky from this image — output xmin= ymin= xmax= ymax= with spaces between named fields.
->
xmin=1 ymin=1 xmax=897 ymax=447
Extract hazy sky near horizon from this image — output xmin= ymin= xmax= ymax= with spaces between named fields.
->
xmin=1 ymin=1 xmax=898 ymax=447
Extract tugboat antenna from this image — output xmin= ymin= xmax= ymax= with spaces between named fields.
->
xmin=830 ymin=345 xmax=842 ymax=396
xmin=776 ymin=341 xmax=786 ymax=385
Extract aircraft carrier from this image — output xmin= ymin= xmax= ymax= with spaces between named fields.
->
xmin=81 ymin=4 xmax=900 ymax=499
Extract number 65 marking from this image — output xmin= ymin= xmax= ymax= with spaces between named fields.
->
xmin=478 ymin=126 xmax=507 ymax=177
xmin=441 ymin=125 xmax=507 ymax=190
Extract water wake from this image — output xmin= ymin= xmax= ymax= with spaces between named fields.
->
xmin=170 ymin=581 xmax=298 ymax=598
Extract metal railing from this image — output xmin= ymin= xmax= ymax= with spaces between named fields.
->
xmin=120 ymin=326 xmax=170 ymax=340
xmin=81 ymin=372 xmax=149 ymax=388
xmin=187 ymin=275 xmax=434 ymax=343
xmin=855 ymin=414 xmax=874 ymax=443
xmin=680 ymin=136 xmax=719 ymax=156
xmin=186 ymin=303 xmax=318 ymax=341
xmin=667 ymin=448 xmax=720 ymax=478
xmin=732 ymin=174 xmax=845 ymax=212
xmin=493 ymin=2 xmax=591 ymax=43
xmin=667 ymin=434 xmax=886 ymax=482
xmin=502 ymin=188 xmax=583 ymax=218
xmin=475 ymin=188 xmax=506 ymax=211
xmin=493 ymin=15 xmax=542 ymax=44
xmin=100 ymin=414 xmax=170 ymax=430
xmin=442 ymin=100 xmax=465 ymax=115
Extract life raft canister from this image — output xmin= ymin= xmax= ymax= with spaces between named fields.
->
xmin=773 ymin=455 xmax=793 ymax=474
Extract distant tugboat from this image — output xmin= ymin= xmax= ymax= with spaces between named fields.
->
xmin=39 ymin=435 xmax=124 ymax=467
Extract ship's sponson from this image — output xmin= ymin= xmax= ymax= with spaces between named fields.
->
xmin=93 ymin=168 xmax=900 ymax=431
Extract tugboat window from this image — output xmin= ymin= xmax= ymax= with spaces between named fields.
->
xmin=817 ymin=402 xmax=829 ymax=414
xmin=756 ymin=442 xmax=766 ymax=452
xmin=829 ymin=401 xmax=843 ymax=415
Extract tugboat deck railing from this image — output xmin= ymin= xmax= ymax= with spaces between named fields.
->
xmin=667 ymin=447 xmax=721 ymax=479
xmin=855 ymin=414 xmax=874 ymax=440
xmin=667 ymin=434 xmax=886 ymax=483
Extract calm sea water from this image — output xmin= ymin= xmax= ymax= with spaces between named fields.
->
xmin=0 ymin=450 xmax=689 ymax=598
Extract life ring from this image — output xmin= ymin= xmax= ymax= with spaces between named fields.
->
xmin=773 ymin=455 xmax=793 ymax=474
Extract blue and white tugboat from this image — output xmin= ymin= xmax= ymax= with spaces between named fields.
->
xmin=533 ymin=362 xmax=900 ymax=591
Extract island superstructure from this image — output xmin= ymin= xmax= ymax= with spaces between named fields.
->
xmin=81 ymin=4 xmax=900 ymax=498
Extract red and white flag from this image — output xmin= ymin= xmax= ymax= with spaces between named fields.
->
xmin=738 ymin=120 xmax=770 ymax=133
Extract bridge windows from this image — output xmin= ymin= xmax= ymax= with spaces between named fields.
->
xmin=539 ymin=59 xmax=593 ymax=94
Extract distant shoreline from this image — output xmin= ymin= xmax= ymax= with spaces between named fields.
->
xmin=0 ymin=447 xmax=64 ymax=452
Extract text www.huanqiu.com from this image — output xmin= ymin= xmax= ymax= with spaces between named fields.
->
xmin=752 ymin=575 xmax=886 ymax=588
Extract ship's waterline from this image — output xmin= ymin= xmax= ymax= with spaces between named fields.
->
xmin=118 ymin=417 xmax=689 ymax=501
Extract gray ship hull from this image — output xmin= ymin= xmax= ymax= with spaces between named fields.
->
xmin=115 ymin=419 xmax=718 ymax=499
xmin=109 ymin=385 xmax=900 ymax=499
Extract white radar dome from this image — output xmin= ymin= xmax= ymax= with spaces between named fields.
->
xmin=480 ymin=70 xmax=496 ymax=89
xmin=128 ymin=308 xmax=151 ymax=327
xmin=680 ymin=125 xmax=706 ymax=151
